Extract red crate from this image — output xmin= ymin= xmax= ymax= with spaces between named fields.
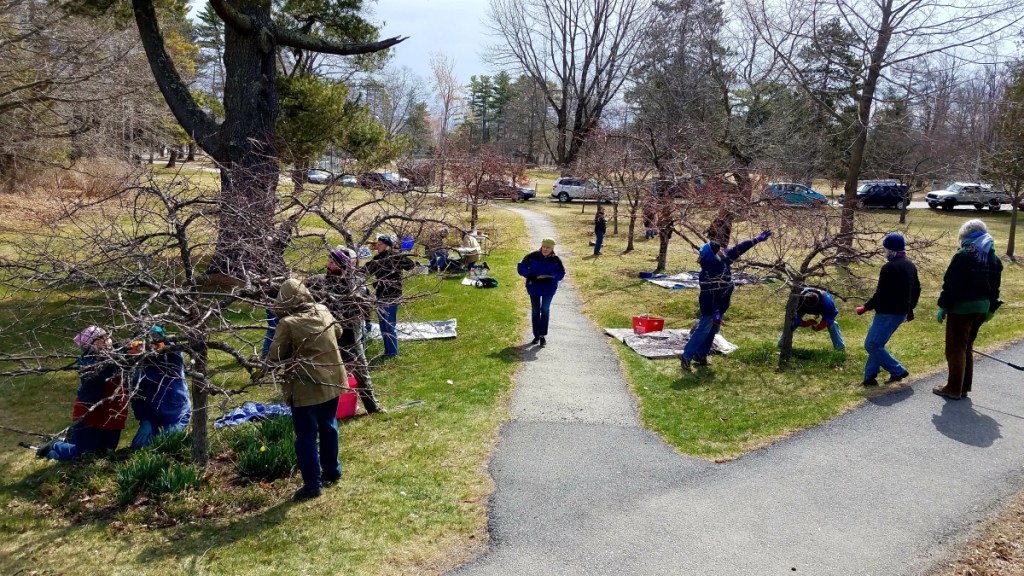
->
xmin=632 ymin=315 xmax=665 ymax=334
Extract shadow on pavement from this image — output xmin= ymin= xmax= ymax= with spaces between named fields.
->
xmin=868 ymin=385 xmax=915 ymax=407
xmin=490 ymin=343 xmax=540 ymax=364
xmin=932 ymin=398 xmax=1002 ymax=447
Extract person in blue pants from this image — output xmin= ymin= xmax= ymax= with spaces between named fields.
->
xmin=779 ymin=287 xmax=845 ymax=351
xmin=593 ymin=208 xmax=607 ymax=255
xmin=364 ymin=234 xmax=415 ymax=357
xmin=129 ymin=326 xmax=192 ymax=449
xmin=680 ymin=229 xmax=772 ymax=372
xmin=517 ymin=237 xmax=566 ymax=348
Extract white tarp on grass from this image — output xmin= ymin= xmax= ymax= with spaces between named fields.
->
xmin=604 ymin=328 xmax=738 ymax=359
xmin=367 ymin=319 xmax=457 ymax=341
xmin=643 ymin=270 xmax=763 ymax=289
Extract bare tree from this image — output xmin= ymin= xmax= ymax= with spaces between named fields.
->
xmin=429 ymin=53 xmax=465 ymax=193
xmin=487 ymin=0 xmax=654 ymax=167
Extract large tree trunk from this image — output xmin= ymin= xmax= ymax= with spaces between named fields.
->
xmin=778 ymin=284 xmax=803 ymax=366
xmin=165 ymin=147 xmax=179 ymax=168
xmin=186 ymin=141 xmax=196 ymax=162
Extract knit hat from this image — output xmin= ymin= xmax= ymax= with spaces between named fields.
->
xmin=73 ymin=325 xmax=107 ymax=349
xmin=329 ymin=245 xmax=355 ymax=266
xmin=882 ymin=233 xmax=905 ymax=251
xmin=376 ymin=234 xmax=395 ymax=247
xmin=541 ymin=237 xmax=556 ymax=249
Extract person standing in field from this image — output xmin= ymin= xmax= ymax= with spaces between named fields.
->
xmin=517 ymin=237 xmax=566 ymax=348
xmin=593 ymin=208 xmax=607 ymax=256
xmin=933 ymin=219 xmax=1003 ymax=400
xmin=364 ymin=234 xmax=415 ymax=357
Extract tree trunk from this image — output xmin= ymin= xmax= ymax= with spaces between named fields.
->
xmin=186 ymin=141 xmax=196 ymax=162
xmin=190 ymin=339 xmax=210 ymax=466
xmin=1009 ymin=205 xmax=1018 ymax=259
xmin=625 ymin=215 xmax=636 ymax=252
xmin=291 ymin=158 xmax=308 ymax=197
xmin=778 ymin=284 xmax=803 ymax=366
xmin=165 ymin=148 xmax=179 ymax=168
xmin=471 ymin=203 xmax=479 ymax=228
xmin=655 ymin=224 xmax=673 ymax=273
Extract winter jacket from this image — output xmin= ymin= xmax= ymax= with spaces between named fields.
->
xmin=305 ymin=269 xmax=374 ymax=328
xmin=268 ymin=279 xmax=346 ymax=408
xmin=938 ymin=247 xmax=1002 ymax=315
xmin=864 ymin=256 xmax=921 ymax=315
xmin=594 ymin=214 xmax=607 ymax=235
xmin=130 ymin=348 xmax=191 ymax=427
xmin=74 ymin=353 xmax=128 ymax=431
xmin=517 ymin=250 xmax=566 ymax=297
xmin=364 ymin=250 xmax=415 ymax=304
xmin=795 ymin=288 xmax=839 ymax=325
xmin=697 ymin=238 xmax=757 ymax=316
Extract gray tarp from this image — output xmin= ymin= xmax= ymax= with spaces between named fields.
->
xmin=644 ymin=270 xmax=763 ymax=289
xmin=604 ymin=328 xmax=738 ymax=359
xmin=368 ymin=319 xmax=457 ymax=341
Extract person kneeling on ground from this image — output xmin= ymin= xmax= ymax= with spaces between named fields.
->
xmin=39 ymin=326 xmax=129 ymax=460
xmin=129 ymin=326 xmax=192 ymax=449
xmin=680 ymin=229 xmax=772 ymax=372
xmin=855 ymin=233 xmax=921 ymax=387
xmin=268 ymin=278 xmax=346 ymax=500
xmin=779 ymin=287 xmax=845 ymax=351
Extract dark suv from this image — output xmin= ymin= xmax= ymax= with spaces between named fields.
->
xmin=358 ymin=172 xmax=407 ymax=193
xmin=854 ymin=180 xmax=910 ymax=209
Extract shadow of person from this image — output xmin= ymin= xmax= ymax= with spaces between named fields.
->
xmin=931 ymin=397 xmax=1002 ymax=447
xmin=868 ymin=385 xmax=915 ymax=407
xmin=489 ymin=343 xmax=539 ymax=364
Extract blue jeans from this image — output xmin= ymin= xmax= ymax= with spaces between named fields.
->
xmin=378 ymin=305 xmax=399 ymax=356
xmin=429 ymin=250 xmax=448 ymax=271
xmin=48 ymin=424 xmax=121 ymax=460
xmin=863 ymin=313 xmax=907 ymax=379
xmin=682 ymin=314 xmax=720 ymax=361
xmin=778 ymin=322 xmax=846 ymax=351
xmin=529 ymin=294 xmax=554 ymax=338
xmin=594 ymin=232 xmax=604 ymax=255
xmin=290 ymin=397 xmax=341 ymax=491
xmin=262 ymin=308 xmax=278 ymax=357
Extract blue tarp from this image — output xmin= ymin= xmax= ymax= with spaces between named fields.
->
xmin=213 ymin=402 xmax=292 ymax=428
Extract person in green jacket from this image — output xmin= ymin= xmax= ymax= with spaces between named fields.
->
xmin=934 ymin=219 xmax=1003 ymax=400
xmin=268 ymin=278 xmax=346 ymax=499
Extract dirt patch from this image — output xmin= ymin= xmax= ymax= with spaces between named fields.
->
xmin=930 ymin=489 xmax=1024 ymax=575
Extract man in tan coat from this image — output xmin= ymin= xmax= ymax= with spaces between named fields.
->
xmin=268 ymin=278 xmax=346 ymax=500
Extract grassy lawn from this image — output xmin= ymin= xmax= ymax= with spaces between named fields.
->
xmin=523 ymin=176 xmax=1024 ymax=459
xmin=0 ymin=205 xmax=527 ymax=575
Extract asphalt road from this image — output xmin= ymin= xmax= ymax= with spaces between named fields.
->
xmin=451 ymin=206 xmax=1024 ymax=576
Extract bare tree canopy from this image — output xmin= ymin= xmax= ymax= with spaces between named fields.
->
xmin=487 ymin=0 xmax=654 ymax=167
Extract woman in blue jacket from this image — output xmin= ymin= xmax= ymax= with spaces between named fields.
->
xmin=517 ymin=237 xmax=566 ymax=347
xmin=680 ymin=229 xmax=771 ymax=371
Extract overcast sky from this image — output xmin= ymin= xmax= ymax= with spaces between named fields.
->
xmin=370 ymin=0 xmax=494 ymax=84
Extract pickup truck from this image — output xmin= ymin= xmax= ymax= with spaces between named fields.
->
xmin=925 ymin=182 xmax=1010 ymax=211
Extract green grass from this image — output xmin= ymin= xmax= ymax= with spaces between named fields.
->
xmin=524 ymin=188 xmax=1024 ymax=459
xmin=0 ymin=206 xmax=528 ymax=575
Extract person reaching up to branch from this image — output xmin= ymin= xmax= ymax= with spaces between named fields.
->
xmin=680 ymin=229 xmax=772 ymax=372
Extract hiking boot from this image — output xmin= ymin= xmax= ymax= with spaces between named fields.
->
xmin=932 ymin=387 xmax=962 ymax=400
xmin=861 ymin=376 xmax=879 ymax=387
xmin=693 ymin=355 xmax=708 ymax=366
xmin=539 ymin=337 xmax=546 ymax=348
xmin=35 ymin=437 xmax=59 ymax=458
xmin=886 ymin=370 xmax=910 ymax=384
xmin=293 ymin=486 xmax=322 ymax=501
xmin=530 ymin=337 xmax=540 ymax=346
xmin=679 ymin=356 xmax=692 ymax=373
xmin=321 ymin=474 xmax=341 ymax=487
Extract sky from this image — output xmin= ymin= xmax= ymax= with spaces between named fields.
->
xmin=369 ymin=0 xmax=494 ymax=84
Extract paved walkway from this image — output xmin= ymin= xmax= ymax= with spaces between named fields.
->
xmin=452 ymin=206 xmax=1024 ymax=576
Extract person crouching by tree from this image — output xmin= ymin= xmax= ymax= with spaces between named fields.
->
xmin=779 ymin=287 xmax=845 ymax=351
xmin=306 ymin=246 xmax=386 ymax=414
xmin=129 ymin=326 xmax=192 ymax=449
xmin=933 ymin=219 xmax=1003 ymax=400
xmin=364 ymin=234 xmax=415 ymax=357
xmin=679 ymin=230 xmax=772 ymax=372
xmin=854 ymin=233 xmax=921 ymax=387
xmin=39 ymin=326 xmax=128 ymax=459
xmin=267 ymin=279 xmax=345 ymax=501
xmin=517 ymin=237 xmax=566 ymax=348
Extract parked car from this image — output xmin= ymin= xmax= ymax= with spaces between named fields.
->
xmin=307 ymin=169 xmax=332 ymax=184
xmin=332 ymin=173 xmax=358 ymax=187
xmin=926 ymin=182 xmax=1010 ymax=211
xmin=358 ymin=171 xmax=408 ymax=193
xmin=551 ymin=177 xmax=616 ymax=202
xmin=380 ymin=171 xmax=411 ymax=191
xmin=480 ymin=180 xmax=536 ymax=201
xmin=765 ymin=182 xmax=829 ymax=206
xmin=853 ymin=180 xmax=910 ymax=209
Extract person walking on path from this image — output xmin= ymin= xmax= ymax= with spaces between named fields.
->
xmin=306 ymin=246 xmax=386 ymax=414
xmin=364 ymin=234 xmax=415 ymax=357
xmin=593 ymin=208 xmax=607 ymax=255
xmin=680 ymin=230 xmax=772 ymax=372
xmin=778 ymin=286 xmax=845 ymax=351
xmin=934 ymin=219 xmax=1003 ymax=400
xmin=854 ymin=233 xmax=921 ymax=387
xmin=517 ymin=237 xmax=566 ymax=348
xmin=267 ymin=278 xmax=346 ymax=500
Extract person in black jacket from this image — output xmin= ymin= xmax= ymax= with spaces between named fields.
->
xmin=593 ymin=208 xmax=607 ymax=255
xmin=363 ymin=234 xmax=415 ymax=357
xmin=855 ymin=233 xmax=921 ymax=386
xmin=933 ymin=219 xmax=1003 ymax=399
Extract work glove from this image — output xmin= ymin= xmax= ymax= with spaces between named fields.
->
xmin=131 ymin=420 xmax=155 ymax=450
xmin=755 ymin=230 xmax=773 ymax=243
xmin=812 ymin=320 xmax=828 ymax=332
xmin=906 ymin=310 xmax=915 ymax=322
xmin=799 ymin=319 xmax=816 ymax=328
xmin=855 ymin=306 xmax=866 ymax=315
xmin=712 ymin=311 xmax=723 ymax=326
xmin=937 ymin=308 xmax=946 ymax=323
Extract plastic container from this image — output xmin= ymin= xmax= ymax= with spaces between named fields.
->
xmin=335 ymin=375 xmax=360 ymax=419
xmin=400 ymin=236 xmax=415 ymax=251
xmin=632 ymin=315 xmax=665 ymax=335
